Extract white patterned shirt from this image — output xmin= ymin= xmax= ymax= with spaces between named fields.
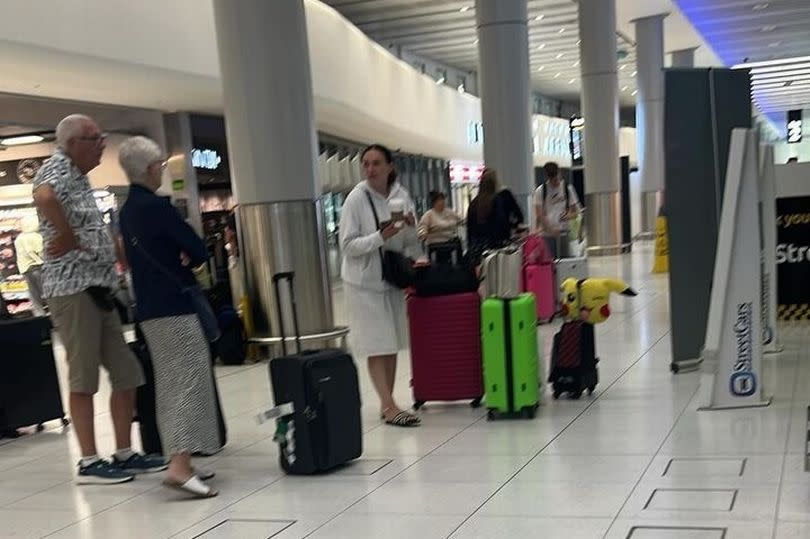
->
xmin=33 ymin=150 xmax=117 ymax=299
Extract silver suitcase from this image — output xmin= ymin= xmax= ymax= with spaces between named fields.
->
xmin=555 ymin=257 xmax=588 ymax=292
xmin=481 ymin=247 xmax=523 ymax=298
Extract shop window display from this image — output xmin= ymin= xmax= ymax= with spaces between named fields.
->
xmin=0 ymin=189 xmax=122 ymax=317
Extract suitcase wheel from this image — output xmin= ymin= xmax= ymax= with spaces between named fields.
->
xmin=521 ymin=407 xmax=537 ymax=419
xmin=587 ymin=386 xmax=595 ymax=396
xmin=470 ymin=397 xmax=483 ymax=409
xmin=413 ymin=401 xmax=425 ymax=411
xmin=36 ymin=423 xmax=45 ymax=432
xmin=570 ymin=390 xmax=583 ymax=400
xmin=486 ymin=409 xmax=496 ymax=421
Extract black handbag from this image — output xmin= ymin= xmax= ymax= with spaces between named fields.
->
xmin=364 ymin=191 xmax=415 ymax=289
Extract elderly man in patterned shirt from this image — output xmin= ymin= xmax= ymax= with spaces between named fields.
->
xmin=33 ymin=114 xmax=166 ymax=484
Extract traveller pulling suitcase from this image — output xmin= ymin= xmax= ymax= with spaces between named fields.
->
xmin=481 ymin=293 xmax=541 ymax=419
xmin=407 ymin=292 xmax=483 ymax=409
xmin=259 ymin=272 xmax=362 ymax=475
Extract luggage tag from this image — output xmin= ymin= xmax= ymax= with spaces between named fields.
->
xmin=256 ymin=402 xmax=297 ymax=465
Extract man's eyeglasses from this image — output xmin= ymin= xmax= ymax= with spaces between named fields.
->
xmin=75 ymin=133 xmax=108 ymax=144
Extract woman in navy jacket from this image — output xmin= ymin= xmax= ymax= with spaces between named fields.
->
xmin=118 ymin=136 xmax=219 ymax=498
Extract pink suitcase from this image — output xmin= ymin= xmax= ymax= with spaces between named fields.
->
xmin=523 ymin=264 xmax=556 ymax=322
xmin=407 ymin=292 xmax=484 ymax=410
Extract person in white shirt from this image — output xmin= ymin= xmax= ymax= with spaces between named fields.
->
xmin=339 ymin=144 xmax=421 ymax=428
xmin=14 ymin=215 xmax=47 ymax=316
xmin=533 ymin=161 xmax=581 ymax=259
xmin=418 ymin=192 xmax=462 ymax=246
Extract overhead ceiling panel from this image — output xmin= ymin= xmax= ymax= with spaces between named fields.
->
xmin=321 ymin=0 xmax=640 ymax=104
xmin=676 ymin=0 xmax=810 ymax=119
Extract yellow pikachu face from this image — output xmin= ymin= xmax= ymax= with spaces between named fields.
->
xmin=559 ymin=277 xmax=638 ymax=324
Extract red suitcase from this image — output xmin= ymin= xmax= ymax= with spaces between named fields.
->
xmin=523 ymin=264 xmax=556 ymax=322
xmin=407 ymin=292 xmax=484 ymax=410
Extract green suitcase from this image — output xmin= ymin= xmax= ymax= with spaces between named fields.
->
xmin=482 ymin=294 xmax=541 ymax=419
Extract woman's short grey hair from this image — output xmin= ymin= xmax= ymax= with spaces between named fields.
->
xmin=118 ymin=136 xmax=163 ymax=185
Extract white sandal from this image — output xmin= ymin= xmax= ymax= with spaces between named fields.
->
xmin=163 ymin=475 xmax=218 ymax=498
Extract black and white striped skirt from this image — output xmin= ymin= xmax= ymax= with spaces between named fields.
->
xmin=141 ymin=314 xmax=220 ymax=455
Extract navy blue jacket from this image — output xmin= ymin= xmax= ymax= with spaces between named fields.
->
xmin=119 ymin=185 xmax=208 ymax=321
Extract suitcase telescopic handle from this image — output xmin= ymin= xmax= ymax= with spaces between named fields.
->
xmin=272 ymin=272 xmax=302 ymax=355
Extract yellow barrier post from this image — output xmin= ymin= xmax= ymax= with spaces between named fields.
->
xmin=652 ymin=215 xmax=669 ymax=274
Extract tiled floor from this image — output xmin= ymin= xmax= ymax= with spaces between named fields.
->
xmin=2 ymin=244 xmax=810 ymax=538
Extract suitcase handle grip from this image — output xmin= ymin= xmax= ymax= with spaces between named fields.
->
xmin=272 ymin=272 xmax=303 ymax=355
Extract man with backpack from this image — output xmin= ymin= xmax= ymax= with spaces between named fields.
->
xmin=533 ymin=161 xmax=581 ymax=259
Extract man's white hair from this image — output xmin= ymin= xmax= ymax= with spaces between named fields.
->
xmin=118 ymin=136 xmax=163 ymax=185
xmin=55 ymin=114 xmax=93 ymax=148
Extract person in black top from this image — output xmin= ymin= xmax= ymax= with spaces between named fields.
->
xmin=118 ymin=136 xmax=220 ymax=498
xmin=466 ymin=167 xmax=524 ymax=265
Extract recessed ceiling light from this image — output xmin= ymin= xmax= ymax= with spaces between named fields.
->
xmin=473 ymin=39 xmax=479 ymax=44
xmin=568 ymin=78 xmax=576 ymax=84
xmin=761 ymin=25 xmax=777 ymax=32
xmin=457 ymin=84 xmax=466 ymax=93
xmin=0 ymin=135 xmax=44 ymax=146
xmin=554 ymin=72 xmax=561 ymax=78
xmin=436 ymin=76 xmax=445 ymax=85
xmin=556 ymin=53 xmax=564 ymax=59
xmin=459 ymin=5 xmax=470 ymax=13
xmin=559 ymin=27 xmax=566 ymax=34
xmin=573 ymin=60 xmax=580 ymax=67
xmin=577 ymin=39 xmax=582 ymax=45
xmin=753 ymin=2 xmax=770 ymax=10
xmin=535 ymin=14 xmax=545 ymax=21
xmin=631 ymin=70 xmax=637 ymax=77
xmin=768 ymin=41 xmax=782 ymax=48
xmin=632 ymin=89 xmax=638 ymax=96
xmin=537 ymin=43 xmax=546 ymax=50
xmin=537 ymin=66 xmax=545 ymax=72
xmin=620 ymin=64 xmax=628 ymax=71
xmin=622 ymin=85 xmax=629 ymax=91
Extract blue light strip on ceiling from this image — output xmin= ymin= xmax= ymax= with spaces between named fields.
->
xmin=674 ymin=0 xmax=797 ymax=129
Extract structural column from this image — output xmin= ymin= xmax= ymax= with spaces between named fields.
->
xmin=212 ymin=0 xmax=336 ymax=344
xmin=578 ymin=0 xmax=622 ymax=254
xmin=670 ymin=47 xmax=698 ymax=68
xmin=475 ymin=0 xmax=533 ymax=215
xmin=634 ymin=14 xmax=667 ymax=236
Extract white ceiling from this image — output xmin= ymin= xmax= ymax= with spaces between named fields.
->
xmin=321 ymin=0 xmax=720 ymax=104
xmin=0 ymin=0 xmax=717 ymax=114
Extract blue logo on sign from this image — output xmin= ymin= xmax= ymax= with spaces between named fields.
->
xmin=730 ymin=372 xmax=757 ymax=397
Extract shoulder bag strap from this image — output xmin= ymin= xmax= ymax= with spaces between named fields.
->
xmin=363 ymin=190 xmax=387 ymax=282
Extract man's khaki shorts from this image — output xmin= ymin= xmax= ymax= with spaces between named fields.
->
xmin=49 ymin=291 xmax=144 ymax=394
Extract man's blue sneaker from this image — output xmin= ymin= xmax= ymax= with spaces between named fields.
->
xmin=76 ymin=459 xmax=135 ymax=485
xmin=113 ymin=453 xmax=169 ymax=474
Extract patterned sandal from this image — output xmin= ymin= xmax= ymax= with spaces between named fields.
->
xmin=382 ymin=409 xmax=421 ymax=428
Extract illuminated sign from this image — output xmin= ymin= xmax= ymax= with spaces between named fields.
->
xmin=467 ymin=121 xmax=484 ymax=145
xmin=191 ymin=148 xmax=223 ymax=170
xmin=787 ymin=110 xmax=803 ymax=145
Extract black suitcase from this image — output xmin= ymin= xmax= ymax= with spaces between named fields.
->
xmin=414 ymin=241 xmax=478 ymax=297
xmin=0 ymin=317 xmax=68 ymax=436
xmin=267 ymin=272 xmax=362 ymax=475
xmin=548 ymin=321 xmax=599 ymax=400
xmin=132 ymin=324 xmax=228 ymax=456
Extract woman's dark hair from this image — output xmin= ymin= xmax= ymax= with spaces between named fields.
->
xmin=476 ymin=168 xmax=498 ymax=224
xmin=361 ymin=143 xmax=393 ymax=164
xmin=429 ymin=191 xmax=446 ymax=207
xmin=543 ymin=161 xmax=560 ymax=180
